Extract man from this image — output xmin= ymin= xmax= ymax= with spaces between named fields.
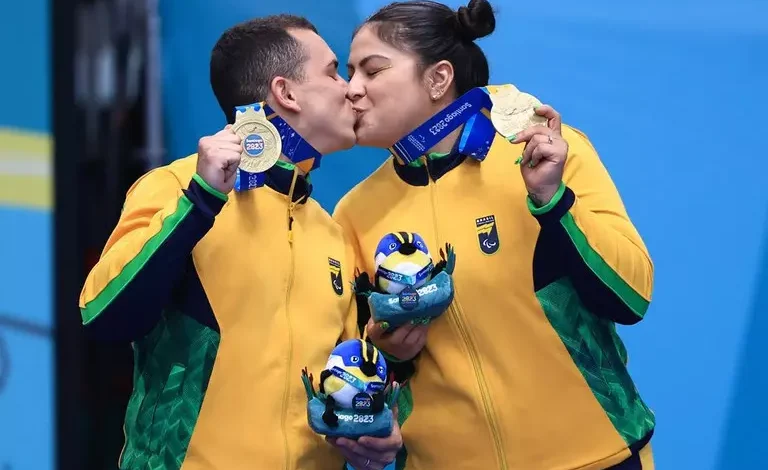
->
xmin=79 ymin=15 xmax=401 ymax=470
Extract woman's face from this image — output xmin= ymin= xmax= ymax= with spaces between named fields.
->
xmin=347 ymin=25 xmax=438 ymax=149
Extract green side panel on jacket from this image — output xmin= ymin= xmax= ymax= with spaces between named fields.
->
xmin=536 ymin=278 xmax=655 ymax=445
xmin=120 ymin=311 xmax=220 ymax=470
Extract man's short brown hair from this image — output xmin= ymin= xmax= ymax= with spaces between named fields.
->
xmin=210 ymin=15 xmax=318 ymax=123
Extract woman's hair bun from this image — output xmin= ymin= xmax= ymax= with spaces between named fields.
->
xmin=455 ymin=0 xmax=496 ymax=41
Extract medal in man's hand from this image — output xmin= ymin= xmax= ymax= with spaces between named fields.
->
xmin=232 ymin=103 xmax=282 ymax=173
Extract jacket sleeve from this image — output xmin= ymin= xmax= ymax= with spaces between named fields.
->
xmin=79 ymin=170 xmax=227 ymax=341
xmin=529 ymin=126 xmax=653 ymax=325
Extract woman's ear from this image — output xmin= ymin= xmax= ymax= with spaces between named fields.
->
xmin=424 ymin=60 xmax=454 ymax=101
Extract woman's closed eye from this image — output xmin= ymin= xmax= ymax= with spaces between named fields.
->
xmin=366 ymin=66 xmax=391 ymax=77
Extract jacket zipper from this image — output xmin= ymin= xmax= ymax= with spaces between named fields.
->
xmin=424 ymin=160 xmax=507 ymax=469
xmin=282 ymin=201 xmax=297 ymax=470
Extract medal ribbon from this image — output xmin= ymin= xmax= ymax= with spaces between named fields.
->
xmin=376 ymin=261 xmax=434 ymax=287
xmin=330 ymin=366 xmax=385 ymax=394
xmin=234 ymin=102 xmax=323 ymax=192
xmin=388 ymin=87 xmax=499 ymax=164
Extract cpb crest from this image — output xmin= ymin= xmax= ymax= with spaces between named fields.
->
xmin=328 ymin=257 xmax=344 ymax=296
xmin=475 ymin=215 xmax=500 ymax=255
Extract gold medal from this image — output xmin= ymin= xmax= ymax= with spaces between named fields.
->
xmin=232 ymin=104 xmax=282 ymax=173
xmin=486 ymin=84 xmax=548 ymax=138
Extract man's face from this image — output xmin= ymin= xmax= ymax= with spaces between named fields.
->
xmin=286 ymin=29 xmax=357 ymax=155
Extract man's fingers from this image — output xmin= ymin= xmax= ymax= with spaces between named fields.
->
xmin=216 ymin=142 xmax=245 ymax=153
xmin=336 ymin=437 xmax=381 ymax=461
xmin=349 ymin=457 xmax=386 ymax=470
xmin=215 ymin=125 xmax=235 ymax=135
xmin=534 ymin=104 xmax=562 ymax=135
xmin=357 ymin=435 xmax=398 ymax=452
xmin=330 ymin=441 xmax=387 ymax=470
xmin=327 ymin=409 xmax=401 ymax=469
xmin=214 ymin=128 xmax=242 ymax=143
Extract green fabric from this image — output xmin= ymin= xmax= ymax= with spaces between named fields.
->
xmin=81 ymin=195 xmax=195 ymax=325
xmin=120 ymin=311 xmax=220 ymax=470
xmin=394 ymin=383 xmax=414 ymax=470
xmin=192 ymin=173 xmax=228 ymax=202
xmin=406 ymin=151 xmax=450 ymax=168
xmin=525 ymin=181 xmax=649 ymax=319
xmin=527 ymin=181 xmax=566 ymax=214
xmin=560 ymin=212 xmax=650 ymax=319
xmin=382 ymin=350 xmax=406 ymax=363
xmin=610 ymin=322 xmax=629 ymax=366
xmin=535 ymin=279 xmax=654 ymax=445
xmin=275 ymin=159 xmax=312 ymax=184
xmin=275 ymin=159 xmax=295 ymax=171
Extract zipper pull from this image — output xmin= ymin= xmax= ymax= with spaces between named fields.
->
xmin=422 ymin=155 xmax=433 ymax=182
xmin=287 ymin=204 xmax=295 ymax=244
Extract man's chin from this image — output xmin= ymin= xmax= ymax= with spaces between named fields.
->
xmin=354 ymin=128 xmax=393 ymax=149
xmin=324 ymin=131 xmax=357 ymax=154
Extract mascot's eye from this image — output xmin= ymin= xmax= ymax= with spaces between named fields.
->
xmin=416 ymin=241 xmax=423 ymax=247
xmin=350 ymin=355 xmax=360 ymax=363
xmin=377 ymin=366 xmax=385 ymax=375
xmin=388 ymin=242 xmax=397 ymax=250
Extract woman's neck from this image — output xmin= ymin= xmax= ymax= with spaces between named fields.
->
xmin=427 ymin=127 xmax=462 ymax=155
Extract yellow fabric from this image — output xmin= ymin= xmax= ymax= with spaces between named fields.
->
xmin=82 ymin=155 xmax=359 ymax=470
xmin=78 ymin=167 xmax=186 ymax=313
xmin=334 ymin=126 xmax=652 ymax=469
xmin=564 ymin=127 xmax=653 ymax=301
xmin=639 ymin=443 xmax=654 ymax=469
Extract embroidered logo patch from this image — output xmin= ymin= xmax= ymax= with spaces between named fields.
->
xmin=328 ymin=257 xmax=344 ymax=296
xmin=475 ymin=215 xmax=500 ymax=255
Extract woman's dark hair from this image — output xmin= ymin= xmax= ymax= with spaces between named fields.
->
xmin=359 ymin=0 xmax=495 ymax=96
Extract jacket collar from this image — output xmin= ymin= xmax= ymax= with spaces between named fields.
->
xmin=392 ymin=149 xmax=466 ymax=186
xmin=265 ymin=160 xmax=312 ymax=203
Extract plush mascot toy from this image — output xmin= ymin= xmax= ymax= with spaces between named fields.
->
xmin=355 ymin=232 xmax=457 ymax=330
xmin=301 ymin=339 xmax=400 ymax=438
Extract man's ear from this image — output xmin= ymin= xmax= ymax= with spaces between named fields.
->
xmin=270 ymin=76 xmax=301 ymax=112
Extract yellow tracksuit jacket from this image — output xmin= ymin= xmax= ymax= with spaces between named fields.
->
xmin=334 ymin=126 xmax=655 ymax=470
xmin=79 ymin=156 xmax=359 ymax=470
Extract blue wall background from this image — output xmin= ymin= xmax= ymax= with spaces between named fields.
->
xmin=161 ymin=1 xmax=768 ymax=468
xmin=0 ymin=0 xmax=53 ymax=468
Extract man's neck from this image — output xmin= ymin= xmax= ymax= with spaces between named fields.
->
xmin=278 ymin=154 xmax=306 ymax=175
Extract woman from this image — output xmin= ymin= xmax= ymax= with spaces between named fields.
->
xmin=331 ymin=1 xmax=656 ymax=469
